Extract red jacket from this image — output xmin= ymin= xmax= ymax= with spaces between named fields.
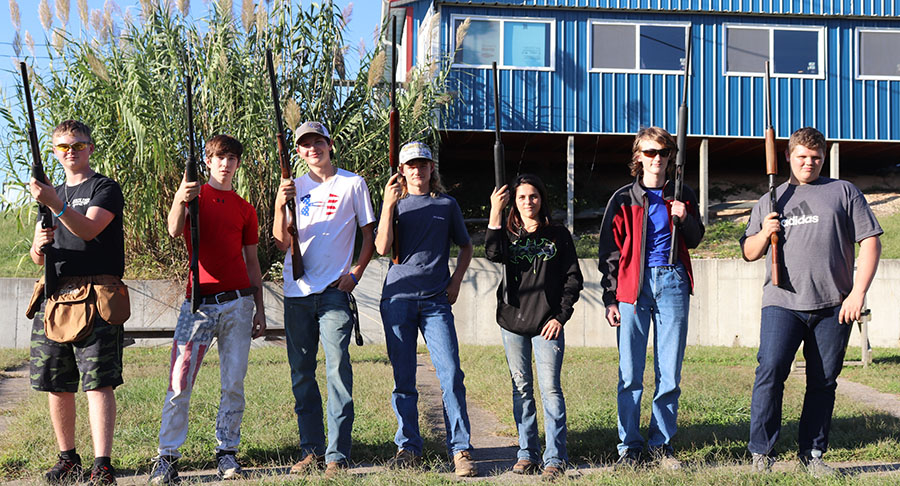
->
xmin=597 ymin=179 xmax=705 ymax=307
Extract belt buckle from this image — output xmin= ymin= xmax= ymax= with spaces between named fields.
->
xmin=213 ymin=291 xmax=230 ymax=305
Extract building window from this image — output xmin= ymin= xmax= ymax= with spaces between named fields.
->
xmin=452 ymin=15 xmax=554 ymax=70
xmin=857 ymin=29 xmax=900 ymax=79
xmin=589 ymin=21 xmax=689 ymax=74
xmin=724 ymin=24 xmax=824 ymax=78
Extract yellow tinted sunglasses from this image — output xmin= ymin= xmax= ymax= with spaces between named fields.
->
xmin=53 ymin=142 xmax=91 ymax=152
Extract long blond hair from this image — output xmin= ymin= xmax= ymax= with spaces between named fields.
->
xmin=399 ymin=161 xmax=446 ymax=198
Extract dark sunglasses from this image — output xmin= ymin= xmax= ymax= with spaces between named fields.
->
xmin=53 ymin=142 xmax=91 ymax=152
xmin=641 ymin=148 xmax=671 ymax=158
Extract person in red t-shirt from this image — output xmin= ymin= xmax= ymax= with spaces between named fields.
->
xmin=149 ymin=135 xmax=266 ymax=484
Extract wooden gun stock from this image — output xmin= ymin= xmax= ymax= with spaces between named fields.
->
xmin=266 ymin=49 xmax=304 ymax=280
xmin=764 ymin=61 xmax=781 ymax=287
xmin=184 ymin=75 xmax=202 ymax=312
xmin=20 ymin=61 xmax=57 ymax=299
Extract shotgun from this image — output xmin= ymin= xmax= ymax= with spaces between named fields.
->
xmin=492 ymin=61 xmax=511 ymax=305
xmin=184 ymin=75 xmax=202 ymax=313
xmin=20 ymin=61 xmax=57 ymax=299
xmin=764 ymin=61 xmax=781 ymax=287
xmin=266 ymin=49 xmax=304 ymax=280
xmin=668 ymin=25 xmax=692 ymax=265
xmin=388 ymin=16 xmax=401 ymax=264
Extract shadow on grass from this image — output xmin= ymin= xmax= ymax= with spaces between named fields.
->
xmin=839 ymin=463 xmax=900 ymax=476
xmin=567 ymin=413 xmax=900 ymax=467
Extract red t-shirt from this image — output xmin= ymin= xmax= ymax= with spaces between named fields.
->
xmin=183 ymin=184 xmax=259 ymax=297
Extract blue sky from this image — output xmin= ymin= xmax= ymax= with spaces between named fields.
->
xmin=0 ymin=1 xmax=383 ymax=92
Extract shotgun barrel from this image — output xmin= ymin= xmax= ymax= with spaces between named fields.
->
xmin=20 ymin=61 xmax=57 ymax=299
xmin=764 ymin=61 xmax=781 ymax=287
xmin=668 ymin=25 xmax=692 ymax=265
xmin=492 ymin=61 xmax=511 ymax=305
xmin=184 ymin=75 xmax=202 ymax=312
xmin=388 ymin=16 xmax=401 ymax=264
xmin=266 ymin=49 xmax=305 ymax=280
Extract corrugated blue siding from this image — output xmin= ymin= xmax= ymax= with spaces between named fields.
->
xmin=433 ymin=0 xmax=900 ymax=17
xmin=432 ymin=4 xmax=900 ymax=141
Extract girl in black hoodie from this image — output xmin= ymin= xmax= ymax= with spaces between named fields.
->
xmin=485 ymin=174 xmax=583 ymax=480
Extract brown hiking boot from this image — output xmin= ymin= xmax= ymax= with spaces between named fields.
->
xmin=512 ymin=458 xmax=540 ymax=475
xmin=324 ymin=461 xmax=348 ymax=479
xmin=386 ymin=449 xmax=422 ymax=469
xmin=453 ymin=450 xmax=478 ymax=477
xmin=541 ymin=465 xmax=564 ymax=482
xmin=289 ymin=453 xmax=324 ymax=474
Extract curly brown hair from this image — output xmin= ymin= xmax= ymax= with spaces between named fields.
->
xmin=787 ymin=127 xmax=826 ymax=155
xmin=629 ymin=126 xmax=677 ymax=177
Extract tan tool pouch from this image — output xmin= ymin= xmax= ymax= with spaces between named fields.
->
xmin=44 ymin=276 xmax=96 ymax=343
xmin=92 ymin=275 xmax=131 ymax=325
xmin=41 ymin=275 xmax=131 ymax=343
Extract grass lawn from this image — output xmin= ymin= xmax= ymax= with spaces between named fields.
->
xmin=839 ymin=347 xmax=900 ymax=396
xmin=2 ymin=345 xmax=899 ymax=485
xmin=0 ymin=348 xmax=28 ymax=373
xmin=0 ymin=209 xmax=39 ymax=279
xmin=460 ymin=345 xmax=900 ymax=466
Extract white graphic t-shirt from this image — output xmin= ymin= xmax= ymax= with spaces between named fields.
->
xmin=282 ymin=168 xmax=376 ymax=297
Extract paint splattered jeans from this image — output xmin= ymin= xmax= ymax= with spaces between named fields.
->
xmin=501 ymin=327 xmax=567 ymax=468
xmin=157 ymin=296 xmax=255 ymax=458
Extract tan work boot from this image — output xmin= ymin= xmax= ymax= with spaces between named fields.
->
xmin=324 ymin=461 xmax=348 ymax=479
xmin=453 ymin=450 xmax=478 ymax=477
xmin=289 ymin=453 xmax=324 ymax=474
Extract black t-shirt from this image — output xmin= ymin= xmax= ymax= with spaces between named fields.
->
xmin=51 ymin=173 xmax=125 ymax=278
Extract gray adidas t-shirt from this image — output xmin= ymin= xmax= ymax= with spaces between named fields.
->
xmin=381 ymin=193 xmax=471 ymax=301
xmin=741 ymin=177 xmax=882 ymax=311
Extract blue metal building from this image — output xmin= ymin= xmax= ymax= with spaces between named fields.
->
xmin=388 ymin=0 xmax=900 ymax=142
xmin=384 ymin=0 xmax=900 ymax=224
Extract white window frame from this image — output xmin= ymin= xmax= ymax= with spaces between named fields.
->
xmin=722 ymin=23 xmax=826 ymax=80
xmin=587 ymin=19 xmax=691 ymax=75
xmin=450 ymin=14 xmax=555 ymax=71
xmin=856 ymin=27 xmax=900 ymax=80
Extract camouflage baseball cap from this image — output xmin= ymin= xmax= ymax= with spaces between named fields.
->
xmin=399 ymin=141 xmax=434 ymax=165
xmin=294 ymin=121 xmax=331 ymax=145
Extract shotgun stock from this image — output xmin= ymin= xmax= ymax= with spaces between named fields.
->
xmin=266 ymin=49 xmax=304 ymax=280
xmin=764 ymin=61 xmax=781 ymax=287
xmin=492 ymin=61 xmax=511 ymax=305
xmin=20 ymin=61 xmax=57 ymax=299
xmin=388 ymin=16 xmax=401 ymax=264
xmin=184 ymin=75 xmax=202 ymax=312
xmin=668 ymin=25 xmax=692 ymax=265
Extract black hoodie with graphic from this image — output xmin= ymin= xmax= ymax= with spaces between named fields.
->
xmin=485 ymin=223 xmax=584 ymax=336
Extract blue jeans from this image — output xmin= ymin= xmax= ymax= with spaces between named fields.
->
xmin=284 ymin=287 xmax=354 ymax=463
xmin=501 ymin=327 xmax=567 ymax=468
xmin=749 ymin=305 xmax=850 ymax=455
xmin=380 ymin=295 xmax=473 ymax=456
xmin=616 ymin=264 xmax=690 ymax=454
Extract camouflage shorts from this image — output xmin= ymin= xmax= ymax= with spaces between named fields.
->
xmin=30 ymin=304 xmax=124 ymax=393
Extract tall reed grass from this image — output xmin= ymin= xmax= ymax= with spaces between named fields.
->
xmin=1 ymin=0 xmax=457 ymax=278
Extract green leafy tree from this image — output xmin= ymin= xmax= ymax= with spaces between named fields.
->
xmin=1 ymin=0 xmax=457 ymax=278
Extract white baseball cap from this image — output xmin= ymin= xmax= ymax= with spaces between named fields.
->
xmin=399 ymin=141 xmax=434 ymax=165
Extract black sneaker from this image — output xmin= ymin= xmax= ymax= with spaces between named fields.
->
xmin=216 ymin=453 xmax=243 ymax=480
xmin=614 ymin=448 xmax=642 ymax=470
xmin=45 ymin=453 xmax=83 ymax=484
xmin=649 ymin=445 xmax=682 ymax=470
xmin=149 ymin=455 xmax=180 ymax=484
xmin=89 ymin=463 xmax=116 ymax=485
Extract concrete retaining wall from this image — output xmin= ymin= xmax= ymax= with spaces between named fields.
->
xmin=2 ymin=259 xmax=899 ymax=349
